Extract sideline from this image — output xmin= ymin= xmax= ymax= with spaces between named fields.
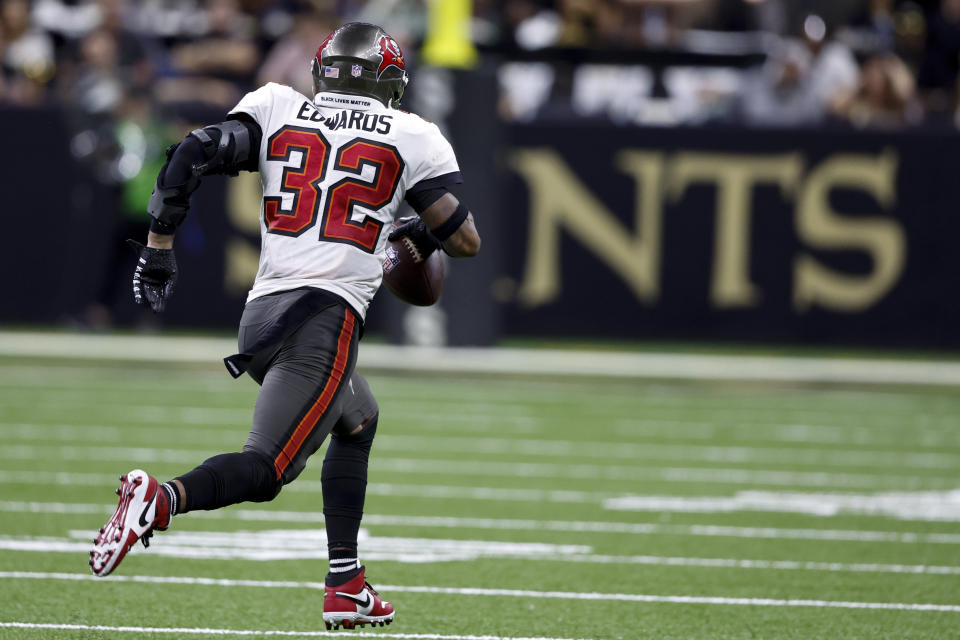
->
xmin=1 ymin=331 xmax=959 ymax=385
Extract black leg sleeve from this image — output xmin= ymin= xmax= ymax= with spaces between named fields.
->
xmin=322 ymin=414 xmax=378 ymax=551
xmin=173 ymin=450 xmax=281 ymax=513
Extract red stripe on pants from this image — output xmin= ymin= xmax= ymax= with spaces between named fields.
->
xmin=273 ymin=309 xmax=356 ymax=480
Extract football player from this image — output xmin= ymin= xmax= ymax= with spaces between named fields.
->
xmin=90 ymin=22 xmax=481 ymax=631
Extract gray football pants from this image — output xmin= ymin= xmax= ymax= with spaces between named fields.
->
xmin=238 ymin=290 xmax=378 ymax=486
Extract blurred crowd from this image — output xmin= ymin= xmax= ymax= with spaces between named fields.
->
xmin=1 ymin=0 xmax=952 ymax=327
xmin=496 ymin=0 xmax=960 ymax=127
xmin=3 ymin=0 xmax=960 ymax=128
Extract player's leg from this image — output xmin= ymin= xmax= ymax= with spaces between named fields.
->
xmin=175 ymin=303 xmax=361 ymax=512
xmin=323 ymin=373 xmax=378 ymax=582
xmin=321 ymin=373 xmax=395 ymax=630
xmin=91 ymin=302 xmax=359 ymax=577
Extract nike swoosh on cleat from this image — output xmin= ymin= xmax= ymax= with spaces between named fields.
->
xmin=336 ymin=591 xmax=371 ymax=608
xmin=138 ymin=491 xmax=156 ymax=529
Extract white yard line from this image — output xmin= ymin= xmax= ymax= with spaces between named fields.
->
xmin=6 ymin=450 xmax=944 ymax=489
xmin=3 ymin=417 xmax=957 ymax=453
xmin=0 ymin=621 xmax=584 ymax=640
xmin=4 ymin=532 xmax=960 ymax=575
xmin=2 ymin=331 xmax=960 ymax=385
xmin=0 ymin=462 xmax=952 ymax=495
xmin=0 ymin=403 xmax=252 ymax=424
xmin=0 ymin=467 xmax=611 ymax=503
xmin=1 ymin=441 xmax=956 ymax=492
xmin=3 ymin=573 xmax=960 ymax=613
xmin=3 ymin=372 xmax=955 ymax=430
xmin=0 ymin=367 xmax=948 ymax=413
xmin=2 ymin=385 xmax=948 ymax=421
xmin=3 ymin=418 xmax=958 ymax=471
xmin=560 ymin=554 xmax=960 ymax=575
xmin=605 ymin=491 xmax=960 ymax=522
xmin=651 ymin=467 xmax=950 ymax=490
xmin=3 ymin=384 xmax=957 ymax=426
xmin=375 ymin=436 xmax=960 ymax=471
xmin=2 ymin=530 xmax=591 ymax=564
xmin=7 ymin=399 xmax=960 ymax=444
xmin=3 ymin=501 xmax=960 ymax=544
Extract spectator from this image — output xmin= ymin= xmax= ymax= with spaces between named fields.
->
xmin=33 ymin=0 xmax=103 ymax=40
xmin=918 ymin=0 xmax=960 ymax=117
xmin=168 ymin=0 xmax=258 ymax=82
xmin=845 ymin=0 xmax=897 ymax=52
xmin=62 ymin=27 xmax=124 ymax=115
xmin=155 ymin=0 xmax=259 ymax=112
xmin=740 ymin=14 xmax=859 ymax=126
xmin=552 ymin=0 xmax=623 ymax=48
xmin=833 ymin=53 xmax=920 ymax=127
xmin=257 ymin=9 xmax=334 ymax=95
xmin=0 ymin=0 xmax=55 ymax=105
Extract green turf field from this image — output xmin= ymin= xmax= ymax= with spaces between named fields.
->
xmin=0 ymin=351 xmax=958 ymax=639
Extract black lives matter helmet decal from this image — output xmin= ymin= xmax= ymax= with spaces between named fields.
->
xmin=312 ymin=23 xmax=408 ymax=108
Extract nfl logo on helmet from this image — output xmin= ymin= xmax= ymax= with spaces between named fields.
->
xmin=351 ymin=64 xmax=362 ymax=78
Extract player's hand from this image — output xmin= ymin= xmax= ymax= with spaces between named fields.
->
xmin=127 ymin=239 xmax=178 ymax=313
xmin=388 ymin=216 xmax=441 ymax=256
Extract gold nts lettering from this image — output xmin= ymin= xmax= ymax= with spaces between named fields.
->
xmin=667 ymin=153 xmax=803 ymax=308
xmin=508 ymin=149 xmax=905 ymax=313
xmin=794 ymin=151 xmax=904 ymax=312
xmin=508 ymin=149 xmax=664 ymax=307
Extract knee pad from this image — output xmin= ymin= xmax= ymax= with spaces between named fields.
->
xmin=332 ymin=413 xmax=378 ymax=453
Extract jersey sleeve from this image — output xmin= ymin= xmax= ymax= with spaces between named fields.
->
xmin=407 ymin=122 xmax=462 ymax=193
xmin=227 ymin=83 xmax=280 ymax=131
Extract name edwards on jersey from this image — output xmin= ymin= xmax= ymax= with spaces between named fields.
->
xmin=296 ymin=101 xmax=392 ymax=135
xmin=227 ymin=82 xmax=460 ymax=316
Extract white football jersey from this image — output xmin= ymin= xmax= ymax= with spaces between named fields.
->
xmin=228 ymin=83 xmax=461 ymax=319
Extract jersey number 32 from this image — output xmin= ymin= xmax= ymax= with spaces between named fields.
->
xmin=262 ymin=125 xmax=405 ymax=253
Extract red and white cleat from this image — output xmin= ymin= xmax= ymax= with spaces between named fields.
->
xmin=323 ymin=568 xmax=395 ymax=630
xmin=89 ymin=469 xmax=170 ymax=577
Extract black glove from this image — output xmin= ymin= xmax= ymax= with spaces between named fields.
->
xmin=388 ymin=216 xmax=441 ymax=256
xmin=127 ymin=239 xmax=178 ymax=313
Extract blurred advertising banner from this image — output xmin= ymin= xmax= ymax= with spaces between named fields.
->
xmin=500 ymin=124 xmax=960 ymax=347
xmin=4 ymin=105 xmax=960 ymax=349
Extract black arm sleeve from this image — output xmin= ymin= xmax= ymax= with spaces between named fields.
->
xmin=404 ymin=171 xmax=463 ymax=213
xmin=158 ymin=136 xmax=205 ymax=189
xmin=148 ymin=117 xmax=262 ymax=232
xmin=159 ymin=116 xmax=261 ymax=187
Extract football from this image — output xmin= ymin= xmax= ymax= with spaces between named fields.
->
xmin=381 ymin=221 xmax=445 ymax=306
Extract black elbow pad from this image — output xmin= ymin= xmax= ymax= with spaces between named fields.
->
xmin=147 ymin=118 xmax=260 ymax=228
xmin=190 ymin=119 xmax=257 ymax=177
xmin=147 ymin=173 xmax=200 ymax=228
xmin=147 ymin=142 xmax=201 ymax=228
